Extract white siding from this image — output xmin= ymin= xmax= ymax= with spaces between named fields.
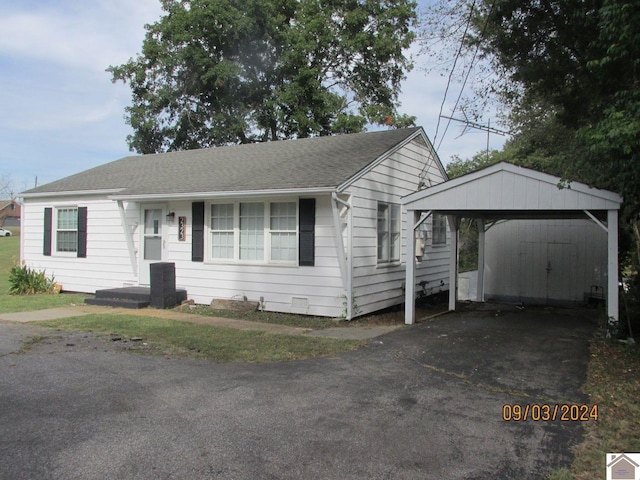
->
xmin=165 ymin=195 xmax=344 ymax=317
xmin=346 ymin=137 xmax=450 ymax=316
xmin=484 ymin=219 xmax=608 ymax=305
xmin=21 ymin=196 xmax=139 ymax=292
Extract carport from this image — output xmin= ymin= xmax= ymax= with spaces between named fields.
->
xmin=402 ymin=162 xmax=623 ymax=325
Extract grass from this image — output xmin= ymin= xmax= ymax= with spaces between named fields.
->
xmin=1 ymin=235 xmax=360 ymax=361
xmin=0 ymin=235 xmax=88 ymax=313
xmin=4 ymin=227 xmax=640 ymax=468
xmin=40 ymin=314 xmax=363 ymax=362
xmin=571 ymin=337 xmax=640 ymax=479
xmin=187 ymin=305 xmax=340 ymax=329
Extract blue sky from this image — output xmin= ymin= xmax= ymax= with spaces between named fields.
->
xmin=0 ymin=0 xmax=506 ymax=194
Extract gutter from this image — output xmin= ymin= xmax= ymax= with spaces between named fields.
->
xmin=109 ymin=187 xmax=335 ymax=202
xmin=21 ymin=188 xmax=126 ymax=199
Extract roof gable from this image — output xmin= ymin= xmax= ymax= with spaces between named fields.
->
xmin=23 ymin=128 xmax=425 ymax=198
xmin=403 ymin=162 xmax=622 ymax=212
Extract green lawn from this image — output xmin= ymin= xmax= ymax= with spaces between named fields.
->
xmin=0 ymin=235 xmax=88 ymax=313
xmin=2 ymin=234 xmax=360 ymax=361
xmin=41 ymin=314 xmax=362 ymax=362
xmin=4 ymin=228 xmax=639 ymax=472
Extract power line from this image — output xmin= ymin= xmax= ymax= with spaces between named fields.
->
xmin=432 ymin=0 xmax=476 ymax=146
xmin=437 ymin=1 xmax=497 ymax=151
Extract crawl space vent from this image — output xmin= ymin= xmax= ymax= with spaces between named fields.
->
xmin=291 ymin=297 xmax=309 ymax=312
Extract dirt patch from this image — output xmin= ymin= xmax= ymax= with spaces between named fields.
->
xmin=11 ymin=328 xmax=186 ymax=358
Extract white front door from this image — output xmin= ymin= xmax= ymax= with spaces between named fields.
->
xmin=140 ymin=206 xmax=165 ymax=285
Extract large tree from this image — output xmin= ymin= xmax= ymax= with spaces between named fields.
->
xmin=109 ymin=0 xmax=417 ymax=153
xmin=421 ymin=0 xmax=640 ymax=267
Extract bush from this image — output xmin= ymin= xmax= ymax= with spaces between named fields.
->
xmin=8 ymin=264 xmax=56 ymax=295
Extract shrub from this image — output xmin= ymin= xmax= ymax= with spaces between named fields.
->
xmin=8 ymin=264 xmax=56 ymax=295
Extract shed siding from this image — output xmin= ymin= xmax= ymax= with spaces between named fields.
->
xmin=484 ymin=219 xmax=608 ymax=305
xmin=347 ymin=138 xmax=449 ymax=316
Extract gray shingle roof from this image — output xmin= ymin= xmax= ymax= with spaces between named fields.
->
xmin=23 ymin=127 xmax=423 ymax=197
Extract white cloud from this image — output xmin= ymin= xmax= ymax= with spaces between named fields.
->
xmin=0 ymin=1 xmax=162 ymax=72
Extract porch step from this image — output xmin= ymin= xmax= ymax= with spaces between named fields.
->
xmin=84 ymin=287 xmax=188 ymax=309
xmin=94 ymin=287 xmax=151 ymax=301
xmin=85 ymin=297 xmax=150 ymax=309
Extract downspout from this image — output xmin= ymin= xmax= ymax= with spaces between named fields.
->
xmin=117 ymin=200 xmax=138 ymax=277
xmin=331 ymin=192 xmax=352 ymax=320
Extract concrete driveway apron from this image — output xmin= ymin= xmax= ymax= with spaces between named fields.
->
xmin=0 ymin=305 xmax=596 ymax=479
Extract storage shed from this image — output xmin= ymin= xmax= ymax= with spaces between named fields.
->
xmin=402 ymin=162 xmax=623 ymax=324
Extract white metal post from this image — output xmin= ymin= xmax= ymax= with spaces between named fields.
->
xmin=447 ymin=215 xmax=458 ymax=311
xmin=607 ymin=209 xmax=619 ymax=322
xmin=477 ymin=218 xmax=485 ymax=302
xmin=404 ymin=210 xmax=417 ymax=324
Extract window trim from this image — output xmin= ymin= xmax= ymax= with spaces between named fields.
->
xmin=377 ymin=201 xmax=401 ymax=265
xmin=207 ymin=200 xmax=299 ymax=265
xmin=54 ymin=206 xmax=79 ymax=256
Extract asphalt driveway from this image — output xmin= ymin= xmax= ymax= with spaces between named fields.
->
xmin=0 ymin=305 xmax=598 ymax=479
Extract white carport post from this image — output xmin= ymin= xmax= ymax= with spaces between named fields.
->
xmin=476 ymin=218 xmax=485 ymax=302
xmin=607 ymin=209 xmax=619 ymax=322
xmin=404 ymin=210 xmax=418 ymax=325
xmin=405 ymin=210 xmax=432 ymax=325
xmin=447 ymin=215 xmax=459 ymax=311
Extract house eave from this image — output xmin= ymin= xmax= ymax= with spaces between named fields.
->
xmin=108 ymin=187 xmax=336 ymax=202
xmin=20 ymin=188 xmax=126 ymax=199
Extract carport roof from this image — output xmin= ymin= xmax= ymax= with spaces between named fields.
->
xmin=402 ymin=162 xmax=622 ymax=218
xmin=402 ymin=161 xmax=623 ymax=325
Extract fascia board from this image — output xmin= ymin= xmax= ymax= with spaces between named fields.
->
xmin=108 ymin=187 xmax=335 ymax=202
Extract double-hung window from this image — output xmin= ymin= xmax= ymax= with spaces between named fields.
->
xmin=209 ymin=201 xmax=298 ymax=264
xmin=270 ymin=202 xmax=297 ymax=262
xmin=377 ymin=202 xmax=401 ymax=264
xmin=432 ymin=213 xmax=447 ymax=245
xmin=211 ymin=204 xmax=234 ymax=260
xmin=56 ymin=207 xmax=78 ymax=253
xmin=239 ymin=203 xmax=264 ymax=261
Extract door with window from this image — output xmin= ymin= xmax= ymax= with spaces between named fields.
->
xmin=140 ymin=207 xmax=165 ymax=285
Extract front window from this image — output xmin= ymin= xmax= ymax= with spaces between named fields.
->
xmin=56 ymin=207 xmax=78 ymax=252
xmin=270 ymin=202 xmax=297 ymax=262
xmin=239 ymin=203 xmax=264 ymax=261
xmin=209 ymin=201 xmax=297 ymax=264
xmin=211 ymin=204 xmax=234 ymax=259
xmin=377 ymin=202 xmax=400 ymax=264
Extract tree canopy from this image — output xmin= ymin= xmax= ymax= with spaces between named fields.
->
xmin=109 ymin=0 xmax=417 ymax=153
xmin=421 ymin=0 xmax=640 ymax=267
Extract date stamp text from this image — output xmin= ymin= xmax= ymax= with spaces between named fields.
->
xmin=502 ymin=404 xmax=598 ymax=421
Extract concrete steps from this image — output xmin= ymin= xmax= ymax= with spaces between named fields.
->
xmin=84 ymin=287 xmax=187 ymax=309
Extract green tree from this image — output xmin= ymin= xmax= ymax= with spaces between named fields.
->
xmin=109 ymin=0 xmax=417 ymax=153
xmin=422 ymin=0 xmax=640 ymax=268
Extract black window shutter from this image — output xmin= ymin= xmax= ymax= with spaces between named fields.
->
xmin=43 ymin=208 xmax=52 ymax=256
xmin=299 ymin=198 xmax=315 ymax=266
xmin=77 ymin=207 xmax=87 ymax=258
xmin=192 ymin=201 xmax=205 ymax=262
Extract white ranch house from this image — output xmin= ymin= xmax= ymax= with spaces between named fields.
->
xmin=20 ymin=127 xmax=451 ymax=319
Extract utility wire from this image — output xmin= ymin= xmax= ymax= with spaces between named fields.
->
xmin=437 ymin=0 xmax=497 ymax=151
xmin=433 ymin=0 xmax=476 ymax=146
